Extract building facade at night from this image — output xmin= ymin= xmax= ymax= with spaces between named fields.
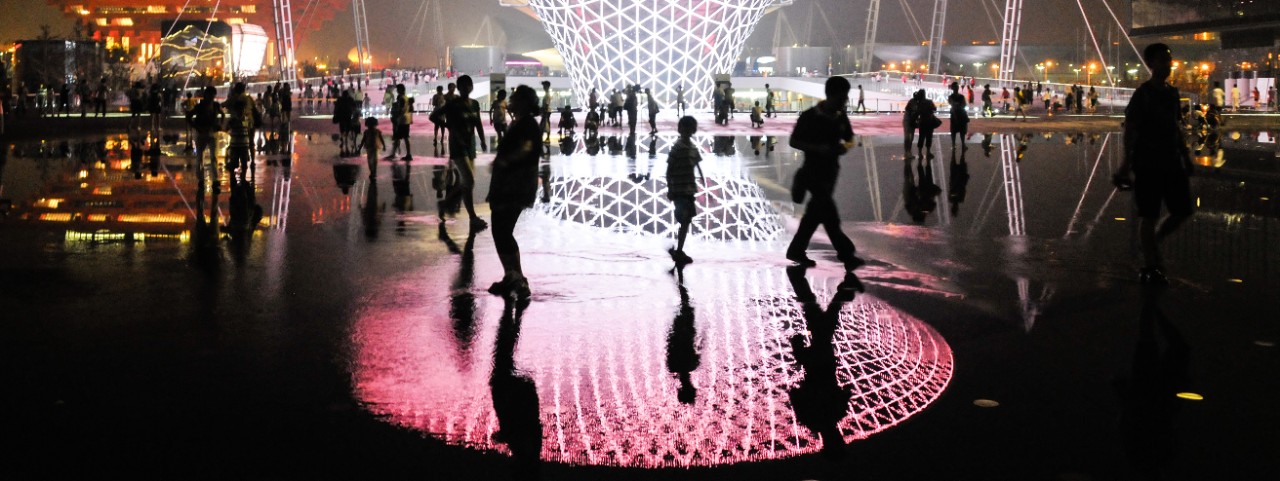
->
xmin=45 ymin=0 xmax=340 ymax=65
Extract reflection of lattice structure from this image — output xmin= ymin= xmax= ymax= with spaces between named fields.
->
xmin=351 ymin=265 xmax=954 ymax=468
xmin=538 ymin=175 xmax=784 ymax=241
xmin=518 ymin=0 xmax=787 ymax=108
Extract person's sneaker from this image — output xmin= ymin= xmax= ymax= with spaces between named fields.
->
xmin=383 ymin=154 xmax=396 ymax=160
xmin=401 ymin=156 xmax=412 ymax=161
xmin=470 ymin=217 xmax=488 ymax=231
xmin=668 ymin=248 xmax=693 ymax=265
xmin=786 ymin=252 xmax=817 ymax=268
xmin=1138 ymin=267 xmax=1169 ymax=285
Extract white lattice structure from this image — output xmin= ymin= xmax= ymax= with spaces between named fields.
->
xmin=508 ymin=0 xmax=791 ymax=109
xmin=541 ymin=174 xmax=784 ymax=241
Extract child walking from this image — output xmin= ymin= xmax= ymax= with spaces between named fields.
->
xmin=666 ymin=116 xmax=704 ymax=265
xmin=361 ymin=117 xmax=386 ymax=179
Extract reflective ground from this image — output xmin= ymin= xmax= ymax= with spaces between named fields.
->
xmin=2 ymin=125 xmax=1278 ymax=480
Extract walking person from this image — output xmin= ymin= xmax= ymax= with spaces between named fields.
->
xmin=1111 ymin=43 xmax=1195 ymax=285
xmin=186 ymin=86 xmax=223 ymax=182
xmin=1230 ymin=83 xmax=1241 ymax=112
xmin=915 ymin=89 xmax=939 ymax=157
xmin=430 ymin=75 xmax=489 ymax=231
xmin=540 ymin=81 xmax=553 ymax=142
xmin=947 ymin=82 xmax=969 ymax=150
xmin=360 ymin=117 xmax=386 ymax=179
xmin=981 ymin=84 xmax=993 ymax=117
xmin=854 ymin=84 xmax=867 ymax=114
xmin=666 ymin=116 xmax=704 ymax=265
xmin=903 ymin=90 xmax=921 ymax=155
xmin=485 ymin=85 xmax=542 ymax=299
xmin=786 ymin=76 xmax=862 ymax=271
xmin=491 ymin=88 xmax=509 ymax=147
xmin=1012 ymin=86 xmax=1029 ymax=121
xmin=279 ymin=84 xmax=293 ymax=124
xmin=385 ymin=84 xmax=412 ymax=160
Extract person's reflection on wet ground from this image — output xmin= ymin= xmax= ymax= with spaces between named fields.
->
xmin=625 ymin=132 xmax=637 ymax=160
xmin=1114 ymin=288 xmax=1191 ymax=480
xmin=333 ymin=162 xmax=358 ymax=195
xmin=903 ymin=157 xmax=937 ymax=223
xmin=225 ymin=174 xmax=262 ymax=243
xmin=981 ymin=133 xmax=994 ymax=157
xmin=362 ymin=180 xmax=381 ymax=239
xmin=489 ymin=295 xmax=542 ymax=480
xmin=392 ymin=160 xmax=412 ymax=208
xmin=948 ymin=149 xmax=969 ymax=217
xmin=558 ymin=131 xmax=576 ymax=155
xmin=607 ymin=135 xmax=623 ymax=156
xmin=713 ymin=135 xmax=736 ymax=156
xmin=785 ymin=266 xmax=863 ymax=460
xmin=444 ymin=228 xmax=480 ymax=366
xmin=585 ymin=134 xmax=601 ymax=156
xmin=750 ymin=135 xmax=762 ymax=155
xmin=666 ymin=264 xmax=700 ymax=404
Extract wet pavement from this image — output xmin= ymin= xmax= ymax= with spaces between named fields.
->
xmin=2 ymin=122 xmax=1279 ymax=480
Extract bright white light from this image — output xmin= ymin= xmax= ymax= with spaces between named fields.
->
xmin=229 ymin=24 xmax=268 ymax=76
xmin=520 ymin=0 xmax=786 ymax=109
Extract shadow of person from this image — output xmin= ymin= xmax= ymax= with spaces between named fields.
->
xmin=666 ymin=264 xmax=700 ymax=404
xmin=224 ymin=174 xmax=263 ymax=262
xmin=948 ymin=148 xmax=969 ymax=217
xmin=1114 ymin=288 xmax=1192 ymax=480
xmin=785 ymin=266 xmax=863 ymax=461
xmin=490 ymin=295 xmax=542 ymax=480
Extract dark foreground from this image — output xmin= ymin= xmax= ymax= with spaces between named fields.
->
xmin=1 ymin=120 xmax=1278 ymax=480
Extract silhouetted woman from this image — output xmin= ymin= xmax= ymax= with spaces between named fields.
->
xmin=486 ymin=85 xmax=543 ymax=299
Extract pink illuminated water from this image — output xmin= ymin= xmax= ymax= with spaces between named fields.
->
xmin=349 ymin=233 xmax=953 ymax=468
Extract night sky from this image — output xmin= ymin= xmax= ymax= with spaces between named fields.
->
xmin=2 ymin=0 xmax=1137 ymax=65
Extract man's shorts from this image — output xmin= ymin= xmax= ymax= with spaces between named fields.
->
xmin=671 ymin=195 xmax=696 ymax=224
xmin=1134 ymin=170 xmax=1193 ymax=219
xmin=393 ymin=123 xmax=410 ymax=140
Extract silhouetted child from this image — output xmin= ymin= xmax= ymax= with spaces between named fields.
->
xmin=360 ymin=117 xmax=385 ymax=179
xmin=557 ymin=103 xmax=576 ymax=135
xmin=665 ymin=116 xmax=703 ymax=265
xmin=584 ymin=107 xmax=600 ymax=137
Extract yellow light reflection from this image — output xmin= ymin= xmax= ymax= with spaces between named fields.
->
xmin=1176 ymin=392 xmax=1204 ymax=401
xmin=39 ymin=213 xmax=73 ymax=222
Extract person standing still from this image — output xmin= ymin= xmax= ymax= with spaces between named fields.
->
xmin=1111 ymin=43 xmax=1195 ymax=285
xmin=625 ymin=85 xmax=639 ymax=135
xmin=764 ymin=84 xmax=775 ymax=118
xmin=430 ymin=75 xmax=489 ymax=231
xmin=485 ymin=85 xmax=543 ymax=299
xmin=431 ymin=85 xmax=447 ymax=148
xmin=645 ymin=87 xmax=660 ymax=135
xmin=786 ymin=76 xmax=862 ymax=271
xmin=386 ymin=84 xmax=412 ymax=160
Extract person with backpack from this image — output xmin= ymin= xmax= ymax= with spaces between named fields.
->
xmin=186 ymin=86 xmax=224 ymax=177
xmin=225 ymin=82 xmax=259 ymax=176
